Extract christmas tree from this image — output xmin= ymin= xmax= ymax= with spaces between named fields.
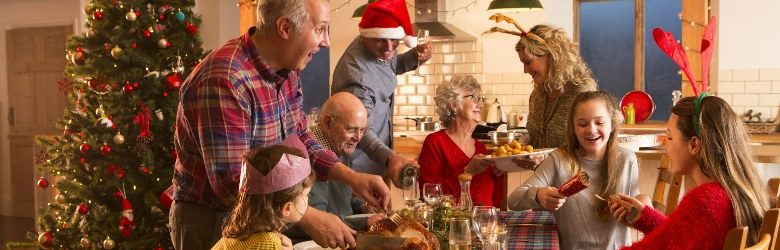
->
xmin=25 ymin=0 xmax=204 ymax=249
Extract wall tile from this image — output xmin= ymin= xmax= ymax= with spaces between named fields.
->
xmin=443 ymin=53 xmax=462 ymax=64
xmin=426 ymin=96 xmax=435 ymax=105
xmin=774 ymin=82 xmax=780 ymax=93
xmin=417 ymin=85 xmax=432 ymax=95
xmin=732 ymin=94 xmax=759 ymax=106
xmin=395 ymin=96 xmax=407 ymax=105
xmin=453 ymin=42 xmax=475 ymax=52
xmin=745 ymin=82 xmax=772 ymax=93
xmin=485 ymin=73 xmax=502 ymax=84
xmin=716 ymin=93 xmax=732 ymax=104
xmin=454 ymin=63 xmax=475 ymax=74
xmin=437 ymin=64 xmax=454 ymax=74
xmin=503 ymin=73 xmax=524 ymax=83
xmin=398 ymin=106 xmax=416 ymax=116
xmin=513 ymin=83 xmax=533 ymax=95
xmin=417 ymin=106 xmax=434 ymax=116
xmin=396 ymin=75 xmax=407 ymax=86
xmin=408 ymin=95 xmax=425 ymax=105
xmin=437 ymin=43 xmax=453 ymax=53
xmin=760 ymin=68 xmax=780 ymax=81
xmin=718 ymin=69 xmax=732 ymax=81
xmin=428 ymin=54 xmax=443 ymax=64
xmin=758 ymin=94 xmax=780 ymax=107
xmin=732 ymin=69 xmax=760 ymax=81
xmin=504 ymin=96 xmax=522 ymax=106
xmin=407 ymin=75 xmax=425 ymax=85
xmin=718 ymin=82 xmax=745 ymax=94
xmin=731 ymin=106 xmax=744 ymax=115
xmin=418 ymin=64 xmax=435 ymax=75
xmin=399 ymin=85 xmax=415 ymax=95
xmin=495 ymin=84 xmax=513 ymax=94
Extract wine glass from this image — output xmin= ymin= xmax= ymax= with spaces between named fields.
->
xmin=448 ymin=218 xmax=472 ymax=249
xmin=471 ymin=206 xmax=498 ymax=247
xmin=422 ymin=183 xmax=442 ymax=205
xmin=494 ymin=222 xmax=508 ymax=250
xmin=402 ymin=176 xmax=420 ymax=208
xmin=412 ymin=29 xmax=429 ymax=77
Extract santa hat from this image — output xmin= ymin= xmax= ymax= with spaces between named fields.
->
xmin=359 ymin=0 xmax=417 ymax=47
xmin=122 ymin=198 xmax=133 ymax=212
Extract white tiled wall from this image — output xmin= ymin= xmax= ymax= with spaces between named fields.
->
xmin=393 ymin=40 xmax=534 ymax=131
xmin=718 ymin=69 xmax=780 ymax=121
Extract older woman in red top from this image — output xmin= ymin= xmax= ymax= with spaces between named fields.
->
xmin=418 ymin=75 xmax=505 ymax=207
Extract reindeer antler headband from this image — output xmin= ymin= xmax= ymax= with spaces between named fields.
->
xmin=653 ymin=16 xmax=717 ymax=136
xmin=482 ymin=13 xmax=546 ymax=45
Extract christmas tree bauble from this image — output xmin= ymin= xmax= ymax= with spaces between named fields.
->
xmin=80 ymin=237 xmax=91 ymax=248
xmin=93 ymin=10 xmax=104 ymax=21
xmin=110 ymin=46 xmax=122 ymax=58
xmin=103 ymin=238 xmax=115 ymax=249
xmin=85 ymin=28 xmax=95 ymax=38
xmin=100 ymin=144 xmax=112 ymax=156
xmin=71 ymin=51 xmax=86 ymax=65
xmin=95 ymin=105 xmax=106 ymax=117
xmin=88 ymin=78 xmax=110 ymax=94
xmin=166 ymin=73 xmax=181 ymax=91
xmin=157 ymin=38 xmax=169 ymax=48
xmin=113 ymin=132 xmax=125 ymax=144
xmin=38 ymin=231 xmax=53 ymax=248
xmin=80 ymin=143 xmax=91 ymax=154
xmin=123 ymin=83 xmax=134 ymax=93
xmin=125 ymin=11 xmax=137 ymax=21
xmin=55 ymin=194 xmax=65 ymax=203
xmin=175 ymin=11 xmax=185 ymax=21
xmin=37 ymin=177 xmax=49 ymax=189
xmin=185 ymin=22 xmax=198 ymax=35
xmin=77 ymin=203 xmax=89 ymax=214
xmin=142 ymin=29 xmax=152 ymax=38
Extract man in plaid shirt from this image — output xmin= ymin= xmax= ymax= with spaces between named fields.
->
xmin=169 ymin=0 xmax=389 ymax=249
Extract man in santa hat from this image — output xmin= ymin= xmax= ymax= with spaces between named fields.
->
xmin=331 ymin=0 xmax=432 ymax=188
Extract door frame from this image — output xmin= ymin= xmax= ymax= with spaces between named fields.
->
xmin=1 ymin=18 xmax=78 ymax=217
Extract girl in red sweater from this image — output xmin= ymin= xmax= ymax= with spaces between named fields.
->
xmin=609 ymin=95 xmax=771 ymax=249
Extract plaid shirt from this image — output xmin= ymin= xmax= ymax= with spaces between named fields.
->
xmin=172 ymin=27 xmax=339 ymax=209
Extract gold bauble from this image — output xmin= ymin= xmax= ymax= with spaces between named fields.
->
xmin=125 ymin=11 xmax=137 ymax=21
xmin=113 ymin=132 xmax=125 ymax=145
xmin=55 ymin=194 xmax=65 ymax=203
xmin=110 ymin=46 xmax=122 ymax=58
xmin=103 ymin=238 xmax=115 ymax=249
xmin=79 ymin=237 xmax=91 ymax=248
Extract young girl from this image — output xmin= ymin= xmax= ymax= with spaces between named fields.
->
xmin=609 ymin=95 xmax=771 ymax=249
xmin=212 ymin=137 xmax=315 ymax=250
xmin=507 ymin=91 xmax=641 ymax=249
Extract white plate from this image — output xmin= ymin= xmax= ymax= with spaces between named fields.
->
xmin=292 ymin=241 xmax=340 ymax=250
xmin=487 ymin=148 xmax=555 ymax=172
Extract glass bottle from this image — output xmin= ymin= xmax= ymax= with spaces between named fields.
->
xmin=672 ymin=90 xmax=682 ymax=106
xmin=457 ymin=173 xmax=473 ymax=211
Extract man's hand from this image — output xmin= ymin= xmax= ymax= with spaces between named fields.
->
xmin=536 ymin=187 xmax=566 ymax=211
xmin=415 ymin=43 xmax=433 ymax=63
xmin=387 ymin=153 xmax=417 ymax=189
xmin=511 ymin=154 xmax=545 ymax=170
xmin=297 ymin=208 xmax=357 ymax=249
xmin=367 ymin=213 xmax=387 ymax=227
xmin=330 ymin=163 xmax=390 ymax=210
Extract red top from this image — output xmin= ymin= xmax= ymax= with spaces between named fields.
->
xmin=418 ymin=130 xmax=503 ymax=207
xmin=622 ymin=182 xmax=736 ymax=250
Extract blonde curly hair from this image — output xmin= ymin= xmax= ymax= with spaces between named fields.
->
xmin=434 ymin=75 xmax=482 ymax=128
xmin=515 ymin=24 xmax=596 ymax=92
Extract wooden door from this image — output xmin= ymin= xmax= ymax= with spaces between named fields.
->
xmin=5 ymin=25 xmax=70 ymax=218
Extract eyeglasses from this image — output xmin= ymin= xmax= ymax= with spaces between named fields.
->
xmin=463 ymin=94 xmax=485 ymax=103
xmin=332 ymin=116 xmax=367 ymax=136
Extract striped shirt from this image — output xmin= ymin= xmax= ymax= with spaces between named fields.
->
xmin=211 ymin=231 xmax=281 ymax=250
xmin=172 ymin=27 xmax=339 ymax=209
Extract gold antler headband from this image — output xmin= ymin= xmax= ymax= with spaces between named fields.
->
xmin=482 ymin=13 xmax=546 ymax=44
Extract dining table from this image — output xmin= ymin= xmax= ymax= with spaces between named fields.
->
xmin=498 ymin=210 xmax=559 ymax=250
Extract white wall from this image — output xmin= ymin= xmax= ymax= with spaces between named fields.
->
xmin=0 ymin=0 xmax=82 ymax=216
xmin=719 ymin=0 xmax=780 ymax=69
xmin=193 ymin=0 xmax=240 ymax=51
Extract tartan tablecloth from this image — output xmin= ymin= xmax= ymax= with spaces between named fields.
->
xmin=499 ymin=210 xmax=559 ymax=250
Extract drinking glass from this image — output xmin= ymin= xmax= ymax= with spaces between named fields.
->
xmin=402 ymin=176 xmax=420 ymax=208
xmin=412 ymin=29 xmax=429 ymax=77
xmin=448 ymin=218 xmax=472 ymax=250
xmin=471 ymin=206 xmax=498 ymax=247
xmin=422 ymin=183 xmax=442 ymax=205
xmin=494 ymin=222 xmax=508 ymax=250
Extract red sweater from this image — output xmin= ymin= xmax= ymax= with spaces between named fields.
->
xmin=417 ymin=130 xmax=503 ymax=207
xmin=622 ymin=182 xmax=736 ymax=250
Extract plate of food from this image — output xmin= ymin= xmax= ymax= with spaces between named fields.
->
xmin=487 ymin=141 xmax=554 ymax=172
xmin=292 ymin=241 xmax=339 ymax=250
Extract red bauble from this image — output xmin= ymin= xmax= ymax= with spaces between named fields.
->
xmin=170 ymin=149 xmax=178 ymax=159
xmin=71 ymin=51 xmax=86 ymax=66
xmin=103 ymin=43 xmax=110 ymax=52
xmin=159 ymin=191 xmax=173 ymax=208
xmin=79 ymin=157 xmax=86 ymax=164
xmin=76 ymin=47 xmax=83 ymax=52
xmin=115 ymin=169 xmax=126 ymax=179
xmin=88 ymin=78 xmax=110 ymax=94
xmin=166 ymin=73 xmax=181 ymax=91
xmin=142 ymin=29 xmax=152 ymax=38
xmin=139 ymin=166 xmax=149 ymax=173
xmin=163 ymin=92 xmax=169 ymax=97
xmin=100 ymin=144 xmax=112 ymax=156
xmin=185 ymin=22 xmax=198 ymax=35
xmin=114 ymin=191 xmax=124 ymax=200
xmin=77 ymin=203 xmax=89 ymax=214
xmin=37 ymin=231 xmax=53 ymax=248
xmin=93 ymin=11 xmax=104 ymax=21
xmin=124 ymin=83 xmax=134 ymax=93
xmin=131 ymin=42 xmax=137 ymax=49
xmin=37 ymin=177 xmax=49 ymax=189
xmin=159 ymin=14 xmax=165 ymax=20
xmin=79 ymin=143 xmax=90 ymax=154
xmin=133 ymin=82 xmax=139 ymax=87
xmin=154 ymin=245 xmax=165 ymax=250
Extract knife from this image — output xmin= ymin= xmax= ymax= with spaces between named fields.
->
xmin=355 ymin=235 xmax=406 ymax=249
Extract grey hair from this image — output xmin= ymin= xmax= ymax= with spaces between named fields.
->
xmin=256 ymin=0 xmax=309 ymax=34
xmin=434 ymin=75 xmax=482 ymax=128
